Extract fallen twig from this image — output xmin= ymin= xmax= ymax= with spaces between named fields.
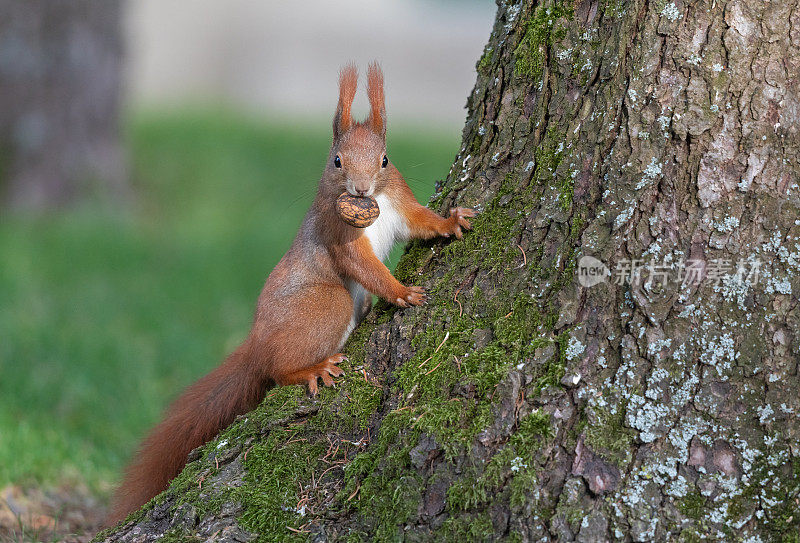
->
xmin=516 ymin=244 xmax=527 ymax=268
xmin=435 ymin=331 xmax=450 ymax=353
xmin=454 ymin=288 xmax=463 ymax=317
xmin=243 ymin=445 xmax=254 ymax=462
xmin=424 ymin=361 xmax=443 ymax=376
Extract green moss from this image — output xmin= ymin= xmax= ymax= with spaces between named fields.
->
xmin=429 ymin=166 xmax=551 ymax=287
xmin=436 ymin=512 xmax=494 ymax=541
xmin=338 ymin=408 xmax=423 ymax=540
xmin=159 ymin=387 xmax=328 ymax=540
xmin=557 ymin=174 xmax=575 ymax=211
xmin=219 ymin=367 xmax=391 ymax=540
xmin=477 ymin=47 xmax=494 ymax=75
xmin=342 ymin=321 xmax=372 ymax=366
xmin=678 ymin=492 xmax=707 ymax=521
xmin=508 ymin=411 xmax=552 ymax=508
xmin=436 ymin=193 xmax=524 ymax=276
xmin=447 ymin=409 xmax=554 ymax=514
xmin=514 ymin=2 xmax=574 ymax=80
xmin=583 ymin=401 xmax=634 ymax=468
xmin=125 ymin=387 xmax=304 ymax=529
xmin=536 ymin=127 xmax=565 ymax=179
xmin=394 ymin=240 xmax=434 ymax=285
xmin=311 ymin=355 xmax=382 ymax=433
xmin=447 ymin=471 xmax=487 ymax=512
xmin=600 ymin=0 xmax=626 ymax=19
xmin=532 ymin=124 xmax=573 ymax=212
xmin=236 ymin=434 xmax=324 ymax=542
xmin=344 ymin=531 xmax=369 ymax=543
xmin=386 ymin=293 xmax=558 ymax=459
xmin=517 ymin=409 xmax=554 ymax=442
xmin=236 ymin=386 xmax=306 ymax=430
xmin=732 ymin=456 xmax=800 ymax=541
xmin=101 ymin=385 xmax=327 ymax=541
xmin=337 ymin=241 xmax=567 ymax=535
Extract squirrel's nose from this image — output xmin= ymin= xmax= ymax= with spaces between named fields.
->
xmin=356 ymin=189 xmax=368 ymax=196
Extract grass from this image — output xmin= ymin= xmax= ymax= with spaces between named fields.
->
xmin=0 ymin=109 xmax=458 ymax=494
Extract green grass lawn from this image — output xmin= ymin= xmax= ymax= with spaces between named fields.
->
xmin=0 ymin=110 xmax=458 ymax=494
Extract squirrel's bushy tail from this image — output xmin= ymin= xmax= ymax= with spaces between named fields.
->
xmin=107 ymin=343 xmax=267 ymax=524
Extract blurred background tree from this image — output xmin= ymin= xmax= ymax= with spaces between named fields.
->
xmin=0 ymin=0 xmax=127 ymax=208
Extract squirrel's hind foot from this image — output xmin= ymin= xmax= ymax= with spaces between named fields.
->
xmin=278 ymin=354 xmax=347 ymax=395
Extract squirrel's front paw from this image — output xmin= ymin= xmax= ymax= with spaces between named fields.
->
xmin=395 ymin=286 xmax=427 ymax=307
xmin=442 ymin=207 xmax=476 ymax=239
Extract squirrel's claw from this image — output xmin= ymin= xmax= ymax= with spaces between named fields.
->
xmin=306 ymin=354 xmax=346 ymax=395
xmin=446 ymin=207 xmax=476 ymax=239
xmin=397 ymin=286 xmax=426 ymax=307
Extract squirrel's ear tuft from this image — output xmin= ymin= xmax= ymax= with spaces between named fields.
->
xmin=366 ymin=62 xmax=386 ymax=138
xmin=334 ymin=64 xmax=358 ymax=139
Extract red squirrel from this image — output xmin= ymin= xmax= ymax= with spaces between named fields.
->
xmin=108 ymin=63 xmax=475 ymax=523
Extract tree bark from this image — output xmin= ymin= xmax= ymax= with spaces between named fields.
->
xmin=0 ymin=0 xmax=126 ymax=209
xmin=98 ymin=0 xmax=800 ymax=541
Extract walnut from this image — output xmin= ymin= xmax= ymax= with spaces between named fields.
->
xmin=335 ymin=193 xmax=380 ymax=228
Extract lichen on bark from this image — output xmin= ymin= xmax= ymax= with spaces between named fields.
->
xmin=98 ymin=1 xmax=800 ymax=541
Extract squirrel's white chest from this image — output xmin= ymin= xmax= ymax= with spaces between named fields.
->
xmin=339 ymin=194 xmax=409 ymax=350
xmin=363 ymin=193 xmax=409 ymax=262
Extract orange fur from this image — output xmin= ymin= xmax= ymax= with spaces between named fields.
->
xmin=334 ymin=64 xmax=358 ymax=138
xmin=107 ymin=62 xmax=475 ymax=525
xmin=366 ymin=62 xmax=385 ymax=136
xmin=329 ymin=234 xmax=414 ymax=305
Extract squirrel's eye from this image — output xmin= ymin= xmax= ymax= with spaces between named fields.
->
xmin=334 ymin=156 xmax=342 ymax=168
xmin=381 ymin=155 xmax=388 ymax=168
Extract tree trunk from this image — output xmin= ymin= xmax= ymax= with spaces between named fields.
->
xmin=98 ymin=0 xmax=800 ymax=541
xmin=0 ymin=0 xmax=126 ymax=209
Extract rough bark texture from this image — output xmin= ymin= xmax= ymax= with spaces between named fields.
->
xmin=0 ymin=0 xmax=126 ymax=209
xmin=97 ymin=0 xmax=800 ymax=541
